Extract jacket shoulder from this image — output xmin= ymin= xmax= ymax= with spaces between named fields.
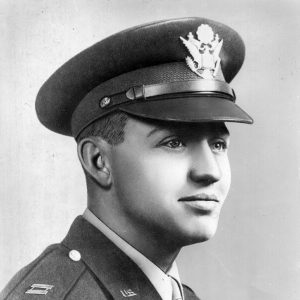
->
xmin=0 ymin=243 xmax=106 ymax=300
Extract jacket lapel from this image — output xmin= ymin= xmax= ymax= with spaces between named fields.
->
xmin=62 ymin=216 xmax=162 ymax=300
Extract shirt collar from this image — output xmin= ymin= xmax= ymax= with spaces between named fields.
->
xmin=83 ymin=208 xmax=184 ymax=300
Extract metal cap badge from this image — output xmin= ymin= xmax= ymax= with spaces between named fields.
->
xmin=180 ymin=24 xmax=223 ymax=80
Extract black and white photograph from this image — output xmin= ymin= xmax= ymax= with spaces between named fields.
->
xmin=0 ymin=1 xmax=299 ymax=299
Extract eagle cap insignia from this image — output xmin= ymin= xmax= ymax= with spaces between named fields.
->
xmin=180 ymin=24 xmax=223 ymax=79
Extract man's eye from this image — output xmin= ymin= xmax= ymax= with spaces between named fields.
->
xmin=162 ymin=138 xmax=185 ymax=149
xmin=211 ymin=140 xmax=228 ymax=152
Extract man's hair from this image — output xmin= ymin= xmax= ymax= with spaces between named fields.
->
xmin=76 ymin=112 xmax=129 ymax=145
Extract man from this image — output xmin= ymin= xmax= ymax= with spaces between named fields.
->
xmin=1 ymin=17 xmax=253 ymax=299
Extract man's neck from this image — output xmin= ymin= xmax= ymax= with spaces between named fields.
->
xmin=88 ymin=204 xmax=181 ymax=272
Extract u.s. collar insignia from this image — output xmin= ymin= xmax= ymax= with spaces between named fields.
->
xmin=180 ymin=24 xmax=223 ymax=79
xmin=120 ymin=289 xmax=137 ymax=297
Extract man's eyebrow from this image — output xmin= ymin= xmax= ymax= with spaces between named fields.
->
xmin=213 ymin=124 xmax=230 ymax=136
xmin=217 ymin=128 xmax=230 ymax=136
xmin=146 ymin=123 xmax=230 ymax=137
xmin=146 ymin=127 xmax=164 ymax=137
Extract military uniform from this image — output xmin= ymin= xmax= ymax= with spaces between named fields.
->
xmin=1 ymin=216 xmax=200 ymax=300
xmin=1 ymin=17 xmax=253 ymax=299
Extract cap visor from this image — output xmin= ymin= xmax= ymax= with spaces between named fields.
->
xmin=119 ymin=97 xmax=253 ymax=124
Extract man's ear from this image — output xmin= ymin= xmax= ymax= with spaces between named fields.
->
xmin=77 ymin=137 xmax=112 ymax=188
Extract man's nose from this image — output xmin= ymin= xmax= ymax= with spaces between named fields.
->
xmin=188 ymin=141 xmax=222 ymax=186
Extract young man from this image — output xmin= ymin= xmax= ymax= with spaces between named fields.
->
xmin=1 ymin=17 xmax=253 ymax=299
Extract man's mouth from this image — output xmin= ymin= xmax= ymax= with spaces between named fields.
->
xmin=178 ymin=193 xmax=220 ymax=213
xmin=178 ymin=193 xmax=219 ymax=202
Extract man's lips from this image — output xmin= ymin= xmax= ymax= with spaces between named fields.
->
xmin=178 ymin=193 xmax=220 ymax=213
xmin=178 ymin=193 xmax=219 ymax=202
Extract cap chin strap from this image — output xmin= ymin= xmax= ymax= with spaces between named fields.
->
xmin=100 ymin=79 xmax=235 ymax=110
xmin=126 ymin=79 xmax=235 ymax=101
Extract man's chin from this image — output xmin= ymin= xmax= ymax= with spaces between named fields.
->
xmin=187 ymin=231 xmax=217 ymax=245
xmin=181 ymin=219 xmax=219 ymax=245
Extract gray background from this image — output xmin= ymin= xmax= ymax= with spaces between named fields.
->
xmin=1 ymin=1 xmax=299 ymax=299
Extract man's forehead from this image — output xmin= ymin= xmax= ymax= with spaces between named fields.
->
xmin=128 ymin=116 xmax=229 ymax=137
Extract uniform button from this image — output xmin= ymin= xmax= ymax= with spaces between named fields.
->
xmin=69 ymin=249 xmax=81 ymax=261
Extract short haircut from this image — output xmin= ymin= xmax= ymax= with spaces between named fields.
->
xmin=76 ymin=112 xmax=129 ymax=145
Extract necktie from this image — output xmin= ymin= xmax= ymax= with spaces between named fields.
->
xmin=169 ymin=276 xmax=183 ymax=300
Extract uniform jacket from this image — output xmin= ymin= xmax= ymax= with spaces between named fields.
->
xmin=1 ymin=216 xmax=200 ymax=300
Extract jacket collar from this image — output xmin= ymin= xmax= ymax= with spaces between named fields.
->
xmin=62 ymin=216 xmax=162 ymax=300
